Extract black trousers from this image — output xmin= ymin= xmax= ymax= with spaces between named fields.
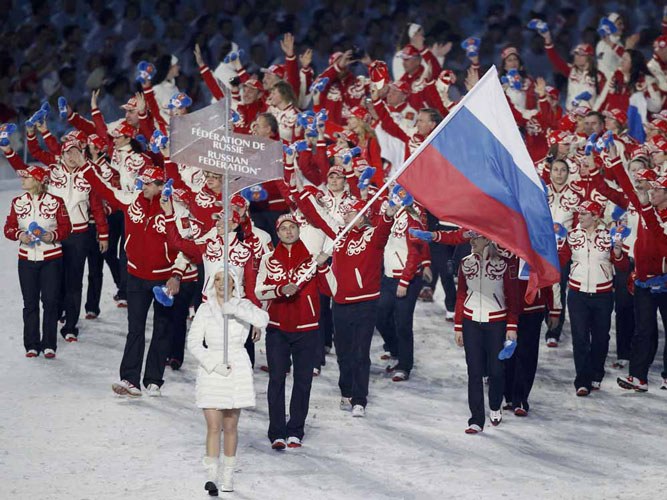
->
xmin=545 ymin=262 xmax=570 ymax=341
xmin=375 ymin=275 xmax=422 ymax=373
xmin=18 ymin=258 xmax=62 ymax=352
xmin=463 ymin=319 xmax=505 ymax=428
xmin=504 ymin=311 xmax=543 ymax=411
xmin=119 ymin=274 xmax=173 ymax=388
xmin=167 ymin=280 xmax=197 ymax=363
xmin=266 ymin=328 xmax=319 ymax=442
xmin=107 ymin=211 xmax=127 ymax=300
xmin=630 ymin=286 xmax=667 ymax=380
xmin=318 ymin=292 xmax=334 ymax=367
xmin=567 ymin=290 xmax=613 ymax=389
xmin=333 ymin=299 xmax=378 ymax=407
xmin=60 ymin=230 xmax=93 ymax=335
xmin=614 ymin=267 xmax=634 ymax=361
xmin=84 ymin=224 xmax=104 ymax=316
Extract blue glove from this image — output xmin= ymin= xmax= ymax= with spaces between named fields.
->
xmin=223 ymin=49 xmax=245 ymax=64
xmin=27 ymin=221 xmax=47 ymax=246
xmin=57 ymin=96 xmax=68 ymax=119
xmin=231 ymin=110 xmax=240 ymax=124
xmin=357 ymin=166 xmax=376 ymax=190
xmin=161 ymin=178 xmax=174 ymax=201
xmin=152 ymin=285 xmax=174 ymax=307
xmin=309 ymin=77 xmax=329 ymax=93
xmin=241 ymin=185 xmax=268 ymax=202
xmin=135 ymin=134 xmax=147 ymax=151
xmin=595 ymin=130 xmax=614 ymax=153
xmin=571 ymin=91 xmax=592 ymax=108
xmin=389 ymin=184 xmax=414 ymax=207
xmin=409 ymin=228 xmax=433 ymax=242
xmin=136 ymin=61 xmax=156 ymax=85
xmin=283 ymin=141 xmax=308 ymax=156
xmin=584 ymin=133 xmax=598 ymax=156
xmin=597 ymin=17 xmax=618 ymax=38
xmin=297 ymin=110 xmax=316 ymax=129
xmin=40 ymin=101 xmax=51 ymax=117
xmin=498 ymin=339 xmax=517 ymax=360
xmin=527 ymin=19 xmax=549 ymax=34
xmin=167 ymin=92 xmax=192 ymax=110
xmin=505 ymin=69 xmax=522 ymax=90
xmin=553 ymin=222 xmax=568 ymax=240
xmin=316 ymin=109 xmax=328 ymax=128
xmin=611 ymin=205 xmax=626 ymax=222
xmin=305 ymin=124 xmax=318 ymax=138
xmin=610 ymin=225 xmax=631 ymax=243
xmin=461 ymin=37 xmax=481 ymax=58
xmin=149 ymin=130 xmax=168 ymax=154
xmin=0 ymin=123 xmax=17 ymax=146
xmin=637 ymin=275 xmax=667 ymax=294
xmin=135 ymin=178 xmax=144 ymax=190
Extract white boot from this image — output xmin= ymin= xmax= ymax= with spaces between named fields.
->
xmin=221 ymin=455 xmax=236 ymax=492
xmin=202 ymin=456 xmax=219 ymax=496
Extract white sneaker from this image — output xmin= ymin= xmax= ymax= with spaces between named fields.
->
xmin=64 ymin=333 xmax=77 ymax=343
xmin=112 ymin=380 xmax=141 ymax=397
xmin=351 ymin=405 xmax=366 ymax=417
xmin=445 ymin=310 xmax=455 ymax=321
xmin=43 ymin=348 xmax=56 ymax=359
xmin=465 ymin=424 xmax=483 ymax=434
xmin=146 ymin=383 xmax=161 ymax=397
xmin=591 ymin=381 xmax=601 ymax=391
xmin=339 ymin=397 xmax=352 ymax=411
xmin=286 ymin=436 xmax=302 ymax=448
xmin=380 ymin=351 xmax=394 ymax=361
xmin=313 ymin=367 xmax=321 ymax=376
xmin=661 ymin=379 xmax=667 ymax=390
xmin=490 ymin=409 xmax=502 ymax=426
xmin=546 ymin=337 xmax=558 ymax=348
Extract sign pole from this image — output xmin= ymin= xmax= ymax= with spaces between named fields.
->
xmin=222 ymin=91 xmax=231 ymax=368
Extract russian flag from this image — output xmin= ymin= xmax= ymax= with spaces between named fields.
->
xmin=395 ymin=66 xmax=560 ymax=299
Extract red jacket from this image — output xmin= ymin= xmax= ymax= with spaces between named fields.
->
xmin=255 ymin=239 xmax=332 ymax=332
xmin=81 ymin=164 xmax=177 ymax=281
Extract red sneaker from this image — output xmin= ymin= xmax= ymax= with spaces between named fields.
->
xmin=465 ymin=424 xmax=482 ymax=434
xmin=25 ymin=350 xmax=38 ymax=358
xmin=44 ymin=349 xmax=56 ymax=359
xmin=271 ymin=439 xmax=286 ymax=450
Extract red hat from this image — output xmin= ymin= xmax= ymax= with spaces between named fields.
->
xmin=654 ymin=35 xmax=667 ymax=51
xmin=390 ymin=80 xmax=411 ymax=95
xmin=61 ymin=139 xmax=83 ymax=153
xmin=634 ymin=168 xmax=658 ymax=182
xmin=548 ymin=130 xmax=574 ymax=146
xmin=328 ymin=52 xmax=343 ymax=66
xmin=627 ymin=145 xmax=650 ymax=164
xmin=328 ymin=165 xmax=345 ymax=177
xmin=500 ymin=46 xmax=519 ymax=60
xmin=212 ymin=209 xmax=242 ymax=224
xmin=650 ymin=176 xmax=667 ymax=189
xmin=275 ymin=213 xmax=298 ymax=230
xmin=648 ymin=135 xmax=667 ymax=153
xmin=62 ymin=130 xmax=87 ymax=144
xmin=558 ymin=114 xmax=577 ymax=133
xmin=572 ymin=44 xmax=594 ymax=57
xmin=111 ymin=121 xmax=137 ymax=138
xmin=121 ymin=97 xmax=138 ymax=110
xmin=339 ymin=198 xmax=366 ymax=215
xmin=137 ymin=167 xmax=164 ymax=184
xmin=398 ymin=44 xmax=421 ymax=59
xmin=572 ymin=106 xmax=590 ymax=117
xmin=326 ymin=143 xmax=346 ymax=158
xmin=437 ymin=69 xmax=456 ymax=86
xmin=261 ymin=64 xmax=285 ymax=79
xmin=545 ymin=85 xmax=560 ymax=100
xmin=243 ymin=78 xmax=264 ymax=92
xmin=19 ymin=165 xmax=49 ymax=183
xmin=603 ymin=108 xmax=627 ymax=127
xmin=230 ymin=193 xmax=248 ymax=209
xmin=577 ymin=200 xmax=603 ymax=217
xmin=648 ymin=118 xmax=667 ymax=134
xmin=333 ymin=129 xmax=359 ymax=145
xmin=87 ymin=134 xmax=107 ymax=151
xmin=348 ymin=106 xmax=368 ymax=121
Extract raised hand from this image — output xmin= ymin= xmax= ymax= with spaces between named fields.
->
xmin=91 ymin=88 xmax=100 ymax=109
xmin=280 ymin=33 xmax=295 ymax=57
xmin=194 ymin=43 xmax=205 ymax=67
xmin=299 ymin=48 xmax=313 ymax=68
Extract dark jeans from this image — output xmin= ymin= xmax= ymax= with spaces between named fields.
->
xmin=332 ymin=299 xmax=378 ymax=407
xmin=504 ymin=312 xmax=543 ymax=411
xmin=168 ymin=280 xmax=197 ymax=363
xmin=318 ymin=292 xmax=334 ymax=367
xmin=119 ymin=274 xmax=173 ymax=388
xmin=567 ymin=290 xmax=613 ymax=390
xmin=630 ymin=286 xmax=667 ymax=380
xmin=107 ymin=210 xmax=126 ymax=299
xmin=375 ymin=275 xmax=422 ymax=373
xmin=614 ymin=267 xmax=634 ymax=361
xmin=546 ymin=262 xmax=570 ymax=341
xmin=60 ymin=230 xmax=93 ymax=335
xmin=463 ymin=319 xmax=505 ymax=428
xmin=18 ymin=258 xmax=62 ymax=352
xmin=266 ymin=328 xmax=318 ymax=442
xmin=84 ymin=224 xmax=104 ymax=316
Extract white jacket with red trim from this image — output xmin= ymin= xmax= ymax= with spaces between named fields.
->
xmin=383 ymin=206 xmax=429 ymax=286
xmin=454 ymin=247 xmax=520 ymax=333
xmin=4 ymin=192 xmax=72 ymax=261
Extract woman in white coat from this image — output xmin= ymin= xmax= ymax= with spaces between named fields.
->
xmin=188 ymin=266 xmax=268 ymax=495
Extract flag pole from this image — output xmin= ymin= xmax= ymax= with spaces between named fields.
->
xmin=222 ymin=89 xmax=231 ymax=368
xmin=324 ymin=66 xmax=500 ymax=251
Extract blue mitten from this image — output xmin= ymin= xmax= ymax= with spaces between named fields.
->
xmin=527 ymin=19 xmax=549 ymax=34
xmin=135 ymin=178 xmax=144 ymax=190
xmin=309 ymin=77 xmax=329 ymax=93
xmin=241 ymin=185 xmax=268 ymax=202
xmin=316 ymin=109 xmax=328 ymax=128
xmin=506 ymin=69 xmax=522 ymax=90
xmin=0 ymin=123 xmax=17 ymax=146
xmin=571 ymin=91 xmax=592 ymax=108
xmin=161 ymin=178 xmax=174 ymax=201
xmin=342 ymin=146 xmax=362 ymax=166
xmin=389 ymin=184 xmax=414 ymax=207
xmin=597 ymin=17 xmax=618 ymax=38
xmin=610 ymin=225 xmax=631 ymax=244
xmin=409 ymin=228 xmax=433 ymax=242
xmin=135 ymin=134 xmax=147 ymax=151
xmin=57 ymin=96 xmax=68 ymax=119
xmin=167 ymin=92 xmax=192 ymax=110
xmin=584 ymin=133 xmax=598 ymax=156
xmin=149 ymin=130 xmax=168 ymax=154
xmin=553 ymin=222 xmax=568 ymax=240
xmin=498 ymin=339 xmax=517 ymax=360
xmin=595 ymin=130 xmax=614 ymax=153
xmin=611 ymin=205 xmax=626 ymax=222
xmin=152 ymin=285 xmax=174 ymax=307
xmin=461 ymin=37 xmax=481 ymax=58
xmin=357 ymin=166 xmax=376 ymax=190
xmin=223 ymin=49 xmax=245 ymax=64
xmin=231 ymin=110 xmax=240 ymax=124
xmin=27 ymin=221 xmax=47 ymax=245
xmin=294 ymin=140 xmax=309 ymax=153
xmin=136 ymin=61 xmax=156 ymax=85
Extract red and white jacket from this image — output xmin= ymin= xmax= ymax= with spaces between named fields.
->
xmin=81 ymin=164 xmax=177 ymax=281
xmin=316 ymin=64 xmax=367 ymax=126
xmin=559 ymin=224 xmax=629 ymax=293
xmin=4 ymin=148 xmax=108 ymax=239
xmin=383 ymin=206 xmax=429 ymax=287
xmin=454 ymin=247 xmax=520 ymax=334
xmin=547 ymin=182 xmax=581 ymax=230
xmin=4 ymin=192 xmax=72 ymax=261
xmin=372 ymin=98 xmax=424 ymax=160
xmin=255 ymin=239 xmax=332 ymax=332
xmin=545 ymin=43 xmax=606 ymax=110
xmin=267 ymin=103 xmax=299 ymax=143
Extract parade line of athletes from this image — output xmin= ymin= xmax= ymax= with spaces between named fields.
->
xmin=3 ymin=11 xmax=667 ymax=495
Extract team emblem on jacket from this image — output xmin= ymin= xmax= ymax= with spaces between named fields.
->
xmin=195 ymin=189 xmax=216 ymax=208
xmin=49 ymin=168 xmax=66 ymax=189
xmin=390 ymin=212 xmax=408 ymax=238
xmin=485 ymin=258 xmax=507 ymax=280
xmin=265 ymin=257 xmax=288 ymax=281
xmin=127 ymin=200 xmax=145 ymax=224
xmin=39 ymin=196 xmax=60 ymax=219
xmin=153 ymin=214 xmax=166 ymax=234
xmin=73 ymin=172 xmax=90 ymax=192
xmin=345 ymin=229 xmax=374 ymax=256
xmin=14 ymin=197 xmax=32 ymax=218
xmin=124 ymin=153 xmax=146 ymax=174
xmin=461 ymin=255 xmax=481 ymax=280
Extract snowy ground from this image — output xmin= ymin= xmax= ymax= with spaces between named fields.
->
xmin=1 ymin=184 xmax=666 ymax=500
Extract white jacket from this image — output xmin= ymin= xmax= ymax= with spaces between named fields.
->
xmin=187 ymin=296 xmax=269 ymax=409
xmin=563 ymin=224 xmax=622 ymax=293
